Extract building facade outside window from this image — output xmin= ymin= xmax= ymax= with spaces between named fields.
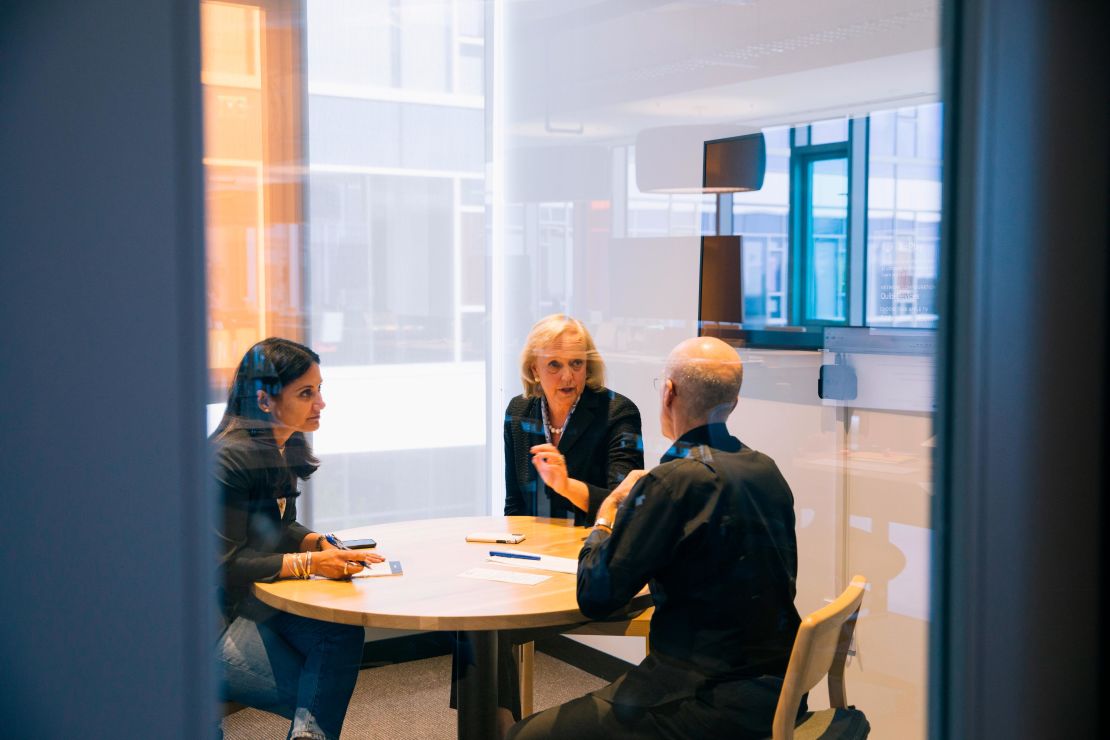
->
xmin=721 ymin=104 xmax=942 ymax=336
xmin=202 ymin=0 xmax=490 ymax=531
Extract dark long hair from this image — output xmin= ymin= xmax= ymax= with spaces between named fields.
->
xmin=212 ymin=337 xmax=321 ymax=481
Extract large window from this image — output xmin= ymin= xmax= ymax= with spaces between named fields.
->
xmin=722 ymin=104 xmax=941 ymax=343
xmin=202 ymin=0 xmax=489 ymax=531
xmin=201 ymin=0 xmax=305 ymax=391
xmin=867 ymin=104 xmax=942 ymax=328
xmin=307 ymin=0 xmax=489 ymax=529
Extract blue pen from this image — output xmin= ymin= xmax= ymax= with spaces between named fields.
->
xmin=325 ymin=533 xmax=349 ymax=549
xmin=489 ymin=551 xmax=541 ymax=561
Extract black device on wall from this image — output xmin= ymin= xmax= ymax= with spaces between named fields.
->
xmin=817 ymin=356 xmax=858 ymax=401
xmin=698 ymin=235 xmax=743 ymax=339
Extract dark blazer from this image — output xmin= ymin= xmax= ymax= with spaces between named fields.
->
xmin=213 ymin=428 xmax=313 ymax=625
xmin=503 ymin=387 xmax=643 ymax=526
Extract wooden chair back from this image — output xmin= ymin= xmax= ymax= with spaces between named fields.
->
xmin=772 ymin=575 xmax=868 ymax=740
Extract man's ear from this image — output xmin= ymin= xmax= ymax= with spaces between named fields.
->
xmin=256 ymin=389 xmax=270 ymax=412
xmin=662 ymin=379 xmax=676 ymax=409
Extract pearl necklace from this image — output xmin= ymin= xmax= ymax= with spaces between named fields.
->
xmin=541 ymin=396 xmax=579 ymax=444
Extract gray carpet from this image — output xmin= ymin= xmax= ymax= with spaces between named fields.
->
xmin=222 ymin=652 xmax=608 ymax=739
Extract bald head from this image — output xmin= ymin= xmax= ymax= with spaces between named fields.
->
xmin=661 ymin=337 xmax=743 ymax=434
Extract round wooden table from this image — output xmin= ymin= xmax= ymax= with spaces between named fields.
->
xmin=253 ymin=515 xmax=652 ymax=740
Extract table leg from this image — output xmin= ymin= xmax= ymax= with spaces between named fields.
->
xmin=455 ymin=629 xmax=497 ymax=740
xmin=515 ymin=640 xmax=534 ymax=718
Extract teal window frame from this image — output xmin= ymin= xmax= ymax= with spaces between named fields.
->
xmin=790 ymin=141 xmax=852 ymax=328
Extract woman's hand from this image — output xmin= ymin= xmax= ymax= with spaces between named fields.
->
xmin=312 ymin=549 xmax=385 ymax=580
xmin=530 ymin=443 xmax=569 ymax=495
xmin=530 ymin=444 xmax=591 ymax=512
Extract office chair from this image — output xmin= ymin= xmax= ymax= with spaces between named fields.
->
xmin=772 ymin=575 xmax=871 ymax=740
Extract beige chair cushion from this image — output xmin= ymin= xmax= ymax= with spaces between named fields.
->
xmin=791 ymin=706 xmax=870 ymax=739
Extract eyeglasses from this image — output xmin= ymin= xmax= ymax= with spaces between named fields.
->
xmin=652 ymin=377 xmax=666 ymax=391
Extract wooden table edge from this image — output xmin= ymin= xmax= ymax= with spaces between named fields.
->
xmin=252 ymin=583 xmax=654 ymax=632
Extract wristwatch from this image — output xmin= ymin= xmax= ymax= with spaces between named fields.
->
xmin=593 ymin=517 xmax=613 ymax=532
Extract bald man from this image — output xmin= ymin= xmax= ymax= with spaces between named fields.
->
xmin=508 ymin=337 xmax=803 ymax=740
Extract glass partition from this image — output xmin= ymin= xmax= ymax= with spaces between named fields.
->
xmin=202 ymin=2 xmax=941 ymax=738
xmin=494 ymin=3 xmax=940 ymax=739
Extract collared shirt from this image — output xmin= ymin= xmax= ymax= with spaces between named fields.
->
xmin=577 ymin=423 xmax=801 ymax=685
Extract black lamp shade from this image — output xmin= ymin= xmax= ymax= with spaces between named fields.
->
xmin=699 ymin=235 xmax=744 ymax=337
xmin=703 ymin=133 xmax=766 ymax=192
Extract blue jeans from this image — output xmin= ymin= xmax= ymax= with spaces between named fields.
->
xmin=219 ymin=596 xmax=365 ymax=740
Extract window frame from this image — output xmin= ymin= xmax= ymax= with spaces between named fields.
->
xmin=789 ymin=140 xmax=852 ymax=329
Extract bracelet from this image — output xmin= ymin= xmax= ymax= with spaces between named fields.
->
xmin=593 ymin=517 xmax=613 ymax=533
xmin=287 ymin=553 xmax=299 ymax=579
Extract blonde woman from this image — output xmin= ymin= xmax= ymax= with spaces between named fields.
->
xmin=451 ymin=315 xmax=645 ymax=735
xmin=504 ymin=313 xmax=644 ymax=526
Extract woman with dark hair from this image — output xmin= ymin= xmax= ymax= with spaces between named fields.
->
xmin=215 ymin=337 xmax=379 ymax=740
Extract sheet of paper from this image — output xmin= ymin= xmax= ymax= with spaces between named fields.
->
xmin=487 ymin=552 xmax=578 ymax=575
xmin=350 ymin=560 xmax=403 ymax=577
xmin=459 ymin=567 xmax=550 ymax=586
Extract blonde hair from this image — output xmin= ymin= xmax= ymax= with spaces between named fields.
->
xmin=519 ymin=314 xmax=606 ymax=399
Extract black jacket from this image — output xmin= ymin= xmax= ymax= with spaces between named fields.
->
xmin=577 ymin=423 xmax=801 ymax=709
xmin=213 ymin=428 xmax=313 ymax=624
xmin=503 ymin=387 xmax=643 ymax=525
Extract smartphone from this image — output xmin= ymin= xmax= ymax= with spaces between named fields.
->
xmin=345 ymin=538 xmax=377 ymax=549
